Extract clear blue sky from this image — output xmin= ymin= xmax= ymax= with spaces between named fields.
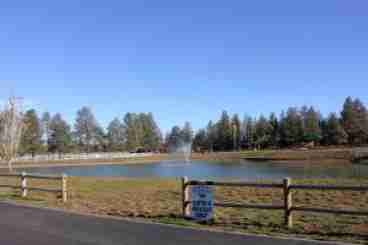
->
xmin=1 ymin=0 xmax=368 ymax=132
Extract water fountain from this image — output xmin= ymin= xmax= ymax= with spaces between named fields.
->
xmin=167 ymin=141 xmax=193 ymax=164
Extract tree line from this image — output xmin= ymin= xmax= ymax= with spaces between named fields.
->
xmin=191 ymin=96 xmax=368 ymax=152
xmin=19 ymin=107 xmax=162 ymax=156
xmin=14 ymin=96 xmax=368 ymax=156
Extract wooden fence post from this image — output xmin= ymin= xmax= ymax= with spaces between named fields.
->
xmin=62 ymin=174 xmax=68 ymax=203
xmin=182 ymin=177 xmax=189 ymax=218
xmin=21 ymin=172 xmax=27 ymax=198
xmin=284 ymin=178 xmax=293 ymax=228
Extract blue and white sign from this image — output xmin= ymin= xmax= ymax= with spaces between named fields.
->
xmin=191 ymin=185 xmax=214 ymax=221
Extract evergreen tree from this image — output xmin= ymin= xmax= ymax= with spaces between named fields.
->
xmin=74 ymin=107 xmax=100 ymax=152
xmin=181 ymin=121 xmax=194 ymax=145
xmin=341 ymin=97 xmax=368 ymax=145
xmin=254 ymin=115 xmax=273 ymax=149
xmin=269 ymin=113 xmax=279 ymax=147
xmin=206 ymin=120 xmax=216 ymax=152
xmin=167 ymin=126 xmax=182 ymax=152
xmin=94 ymin=125 xmax=107 ymax=152
xmin=48 ymin=114 xmax=72 ymax=155
xmin=353 ymin=98 xmax=368 ymax=144
xmin=41 ymin=112 xmax=51 ymax=152
xmin=193 ymin=129 xmax=207 ymax=152
xmin=280 ymin=108 xmax=303 ymax=146
xmin=216 ymin=111 xmax=233 ymax=151
xmin=123 ymin=113 xmax=140 ymax=151
xmin=303 ymin=106 xmax=322 ymax=143
xmin=326 ymin=113 xmax=348 ymax=145
xmin=231 ymin=114 xmax=241 ymax=151
xmin=140 ymin=113 xmax=161 ymax=151
xmin=244 ymin=117 xmax=255 ymax=149
xmin=107 ymin=118 xmax=126 ymax=151
xmin=20 ymin=109 xmax=43 ymax=156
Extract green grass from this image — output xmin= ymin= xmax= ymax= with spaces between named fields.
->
xmin=0 ymin=177 xmax=367 ymax=244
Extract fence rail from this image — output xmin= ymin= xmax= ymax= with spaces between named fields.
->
xmin=15 ymin=152 xmax=154 ymax=162
xmin=0 ymin=172 xmax=68 ymax=202
xmin=182 ymin=177 xmax=368 ymax=228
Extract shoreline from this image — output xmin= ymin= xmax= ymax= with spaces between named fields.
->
xmin=0 ymin=149 xmax=361 ymax=170
xmin=0 ymin=152 xmax=241 ymax=169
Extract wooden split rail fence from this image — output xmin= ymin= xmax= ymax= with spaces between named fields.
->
xmin=182 ymin=177 xmax=368 ymax=228
xmin=0 ymin=172 xmax=68 ymax=203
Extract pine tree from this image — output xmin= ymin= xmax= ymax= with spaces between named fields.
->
xmin=181 ymin=121 xmax=194 ymax=145
xmin=74 ymin=107 xmax=100 ymax=152
xmin=193 ymin=129 xmax=207 ymax=152
xmin=48 ymin=114 xmax=72 ymax=155
xmin=20 ymin=109 xmax=43 ymax=157
xmin=167 ymin=126 xmax=182 ymax=152
xmin=303 ymin=106 xmax=322 ymax=143
xmin=244 ymin=117 xmax=255 ymax=149
xmin=123 ymin=113 xmax=140 ymax=151
xmin=341 ymin=97 xmax=368 ymax=145
xmin=326 ymin=113 xmax=348 ymax=145
xmin=254 ymin=115 xmax=273 ymax=149
xmin=231 ymin=114 xmax=241 ymax=151
xmin=280 ymin=108 xmax=303 ymax=146
xmin=217 ymin=111 xmax=233 ymax=151
xmin=107 ymin=118 xmax=126 ymax=151
xmin=41 ymin=112 xmax=51 ymax=152
xmin=269 ymin=113 xmax=279 ymax=147
xmin=206 ymin=121 xmax=216 ymax=152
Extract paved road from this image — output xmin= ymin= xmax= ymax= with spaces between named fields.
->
xmin=0 ymin=203 xmax=342 ymax=245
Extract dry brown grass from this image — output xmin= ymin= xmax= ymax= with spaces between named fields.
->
xmin=0 ymin=176 xmax=368 ymax=244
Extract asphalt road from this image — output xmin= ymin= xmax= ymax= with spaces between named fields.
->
xmin=0 ymin=202 xmax=342 ymax=245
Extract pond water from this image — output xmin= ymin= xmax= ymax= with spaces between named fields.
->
xmin=19 ymin=159 xmax=368 ymax=181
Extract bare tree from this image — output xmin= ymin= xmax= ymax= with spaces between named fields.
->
xmin=0 ymin=97 xmax=24 ymax=172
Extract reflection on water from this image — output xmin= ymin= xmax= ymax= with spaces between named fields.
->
xmin=18 ymin=159 xmax=368 ymax=181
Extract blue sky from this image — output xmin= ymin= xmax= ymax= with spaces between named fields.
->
xmin=1 ymin=0 xmax=368 ymax=132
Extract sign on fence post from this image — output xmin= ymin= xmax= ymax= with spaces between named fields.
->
xmin=191 ymin=185 xmax=214 ymax=222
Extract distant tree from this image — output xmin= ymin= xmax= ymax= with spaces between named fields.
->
xmin=140 ymin=113 xmax=161 ymax=151
xmin=302 ymin=106 xmax=322 ymax=143
xmin=74 ymin=107 xmax=100 ymax=152
xmin=325 ymin=113 xmax=348 ymax=145
xmin=167 ymin=126 xmax=182 ymax=152
xmin=93 ymin=125 xmax=107 ymax=152
xmin=244 ymin=117 xmax=255 ymax=149
xmin=20 ymin=109 xmax=43 ymax=157
xmin=341 ymin=97 xmax=368 ymax=145
xmin=48 ymin=114 xmax=72 ymax=156
xmin=193 ymin=129 xmax=207 ymax=152
xmin=269 ymin=113 xmax=279 ymax=147
xmin=206 ymin=121 xmax=216 ymax=152
xmin=181 ymin=121 xmax=194 ymax=145
xmin=41 ymin=112 xmax=51 ymax=152
xmin=279 ymin=108 xmax=303 ymax=146
xmin=254 ymin=115 xmax=273 ymax=149
xmin=231 ymin=114 xmax=241 ymax=151
xmin=216 ymin=111 xmax=233 ymax=151
xmin=0 ymin=97 xmax=24 ymax=172
xmin=107 ymin=118 xmax=126 ymax=151
xmin=123 ymin=113 xmax=140 ymax=151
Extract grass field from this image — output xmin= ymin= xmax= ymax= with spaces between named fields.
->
xmin=241 ymin=149 xmax=354 ymax=165
xmin=0 ymin=176 xmax=367 ymax=244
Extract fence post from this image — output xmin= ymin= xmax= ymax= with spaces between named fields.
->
xmin=182 ymin=177 xmax=189 ymax=218
xmin=62 ymin=174 xmax=68 ymax=203
xmin=21 ymin=172 xmax=27 ymax=198
xmin=284 ymin=178 xmax=293 ymax=228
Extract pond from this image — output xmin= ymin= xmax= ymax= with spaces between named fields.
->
xmin=19 ymin=159 xmax=368 ymax=181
